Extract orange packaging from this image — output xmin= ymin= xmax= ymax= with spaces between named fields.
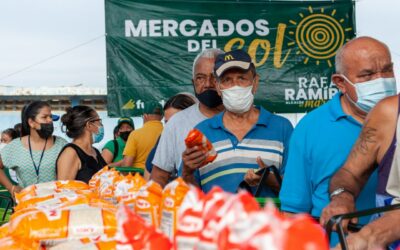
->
xmin=0 ymin=236 xmax=40 ymax=250
xmin=44 ymin=239 xmax=117 ymax=250
xmin=160 ymin=177 xmax=190 ymax=240
xmin=185 ymin=129 xmax=217 ymax=166
xmin=134 ymin=180 xmax=163 ymax=227
xmin=8 ymin=205 xmax=117 ymax=241
xmin=88 ymin=166 xmax=112 ymax=189
xmin=115 ymin=173 xmax=146 ymax=209
xmin=116 ymin=206 xmax=171 ymax=250
xmin=98 ymin=170 xmax=121 ymax=203
xmin=15 ymin=189 xmax=97 ymax=211
xmin=0 ymin=223 xmax=9 ymax=238
xmin=15 ymin=180 xmax=90 ymax=204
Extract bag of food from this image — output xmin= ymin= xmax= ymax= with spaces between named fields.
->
xmin=117 ymin=205 xmax=171 ymax=250
xmin=160 ymin=177 xmax=190 ymax=240
xmin=115 ymin=173 xmax=146 ymax=209
xmin=135 ymin=180 xmax=163 ymax=227
xmin=8 ymin=204 xmax=117 ymax=241
xmin=15 ymin=181 xmax=90 ymax=204
xmin=15 ymin=189 xmax=97 ymax=211
xmin=185 ymin=129 xmax=217 ymax=166
xmin=0 ymin=236 xmax=40 ymax=250
xmin=198 ymin=191 xmax=259 ymax=250
xmin=174 ymin=186 xmax=207 ymax=250
xmin=44 ymin=238 xmax=117 ymax=250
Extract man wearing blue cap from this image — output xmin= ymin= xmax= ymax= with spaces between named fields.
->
xmin=181 ymin=49 xmax=293 ymax=194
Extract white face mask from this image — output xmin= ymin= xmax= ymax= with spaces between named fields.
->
xmin=342 ymin=75 xmax=397 ymax=113
xmin=221 ymin=85 xmax=254 ymax=114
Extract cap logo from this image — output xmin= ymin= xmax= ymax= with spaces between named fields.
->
xmin=224 ymin=54 xmax=234 ymax=61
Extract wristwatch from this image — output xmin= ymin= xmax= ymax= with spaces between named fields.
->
xmin=329 ymin=187 xmax=353 ymax=199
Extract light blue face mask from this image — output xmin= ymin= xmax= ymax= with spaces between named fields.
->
xmin=341 ymin=75 xmax=397 ymax=113
xmin=92 ymin=125 xmax=104 ymax=143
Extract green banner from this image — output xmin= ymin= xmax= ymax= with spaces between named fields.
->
xmin=105 ymin=0 xmax=355 ymax=117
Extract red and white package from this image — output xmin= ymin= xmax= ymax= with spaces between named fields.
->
xmin=185 ymin=129 xmax=217 ymax=166
xmin=114 ymin=173 xmax=146 ymax=209
xmin=116 ymin=206 xmax=171 ymax=250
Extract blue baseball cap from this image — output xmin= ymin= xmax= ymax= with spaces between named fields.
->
xmin=214 ymin=49 xmax=254 ymax=78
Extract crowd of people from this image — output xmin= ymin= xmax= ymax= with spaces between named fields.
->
xmin=0 ymin=36 xmax=399 ymax=249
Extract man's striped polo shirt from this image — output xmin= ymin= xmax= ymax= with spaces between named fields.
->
xmin=190 ymin=106 xmax=293 ymax=193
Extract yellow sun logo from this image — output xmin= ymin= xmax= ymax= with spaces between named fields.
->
xmin=287 ymin=6 xmax=354 ymax=67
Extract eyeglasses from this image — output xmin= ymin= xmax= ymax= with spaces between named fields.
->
xmin=89 ymin=118 xmax=103 ymax=126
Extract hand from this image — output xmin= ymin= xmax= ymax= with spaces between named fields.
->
xmin=332 ymin=231 xmax=376 ymax=250
xmin=10 ymin=185 xmax=23 ymax=200
xmin=182 ymin=146 xmax=207 ymax=175
xmin=320 ymin=192 xmax=357 ymax=232
xmin=244 ymin=169 xmax=261 ymax=186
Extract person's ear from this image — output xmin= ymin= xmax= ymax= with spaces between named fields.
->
xmin=28 ymin=118 xmax=37 ymax=129
xmin=252 ymin=74 xmax=260 ymax=94
xmin=332 ymin=74 xmax=347 ymax=93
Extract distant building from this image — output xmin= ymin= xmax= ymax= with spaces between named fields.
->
xmin=0 ymin=85 xmax=107 ymax=111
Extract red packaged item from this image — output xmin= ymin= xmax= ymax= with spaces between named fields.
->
xmin=174 ymin=186 xmax=206 ymax=250
xmin=116 ymin=206 xmax=171 ymax=250
xmin=198 ymin=191 xmax=259 ymax=250
xmin=135 ymin=180 xmax=163 ymax=227
xmin=185 ymin=129 xmax=217 ymax=165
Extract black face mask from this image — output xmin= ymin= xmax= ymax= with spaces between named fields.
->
xmin=195 ymin=89 xmax=222 ymax=108
xmin=36 ymin=123 xmax=54 ymax=139
xmin=119 ymin=131 xmax=131 ymax=141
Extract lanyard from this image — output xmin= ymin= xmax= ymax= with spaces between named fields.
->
xmin=28 ymin=135 xmax=48 ymax=179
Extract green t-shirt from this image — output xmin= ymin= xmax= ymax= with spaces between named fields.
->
xmin=102 ymin=137 xmax=126 ymax=162
xmin=1 ymin=136 xmax=68 ymax=188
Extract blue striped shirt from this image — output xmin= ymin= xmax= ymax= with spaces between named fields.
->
xmin=188 ymin=106 xmax=293 ymax=194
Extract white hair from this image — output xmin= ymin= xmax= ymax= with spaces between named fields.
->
xmin=192 ymin=48 xmax=224 ymax=78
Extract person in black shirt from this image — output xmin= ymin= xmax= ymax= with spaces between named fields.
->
xmin=56 ymin=105 xmax=106 ymax=183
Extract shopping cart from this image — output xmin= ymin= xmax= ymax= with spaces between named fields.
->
xmin=325 ymin=203 xmax=400 ymax=250
xmin=0 ymin=187 xmax=13 ymax=225
xmin=114 ymin=166 xmax=144 ymax=176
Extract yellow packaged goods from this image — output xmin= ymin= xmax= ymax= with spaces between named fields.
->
xmin=135 ymin=180 xmax=163 ymax=227
xmin=15 ymin=180 xmax=89 ymax=204
xmin=8 ymin=205 xmax=117 ymax=241
xmin=160 ymin=177 xmax=189 ymax=240
xmin=114 ymin=173 xmax=146 ymax=208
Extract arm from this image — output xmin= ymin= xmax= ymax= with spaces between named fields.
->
xmin=57 ymin=147 xmax=80 ymax=180
xmin=0 ymin=153 xmax=22 ymax=197
xmin=150 ymin=165 xmax=171 ymax=188
xmin=321 ymin=96 xmax=398 ymax=227
xmin=101 ymin=148 xmax=114 ymax=165
xmin=333 ymin=209 xmax=400 ymax=250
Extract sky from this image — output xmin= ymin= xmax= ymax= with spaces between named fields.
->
xmin=0 ymin=0 xmax=399 ymax=88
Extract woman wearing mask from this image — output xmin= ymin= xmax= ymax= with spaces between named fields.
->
xmin=101 ymin=117 xmax=135 ymax=166
xmin=56 ymin=105 xmax=106 ymax=183
xmin=0 ymin=128 xmax=18 ymax=151
xmin=0 ymin=101 xmax=67 ymax=196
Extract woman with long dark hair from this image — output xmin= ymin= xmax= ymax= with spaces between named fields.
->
xmin=56 ymin=105 xmax=106 ymax=183
xmin=0 ymin=101 xmax=67 ymax=196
